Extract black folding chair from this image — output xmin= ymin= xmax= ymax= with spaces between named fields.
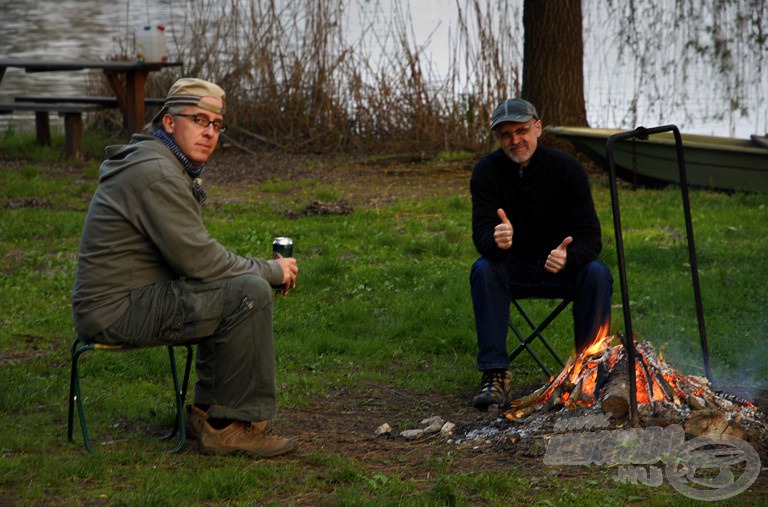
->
xmin=507 ymin=286 xmax=571 ymax=378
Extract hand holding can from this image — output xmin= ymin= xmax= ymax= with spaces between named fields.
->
xmin=272 ymin=237 xmax=297 ymax=295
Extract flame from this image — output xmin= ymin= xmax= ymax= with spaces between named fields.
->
xmin=531 ymin=333 xmax=672 ymax=409
xmin=582 ymin=322 xmax=612 ymax=356
xmin=568 ymin=322 xmax=613 ymax=382
xmin=581 ymin=370 xmax=598 ymax=405
xmin=506 ymin=330 xmax=754 ymax=422
xmin=634 ymin=362 xmax=666 ymax=404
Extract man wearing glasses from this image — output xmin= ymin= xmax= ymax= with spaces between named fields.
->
xmin=469 ymin=98 xmax=613 ymax=411
xmin=72 ymin=78 xmax=298 ymax=457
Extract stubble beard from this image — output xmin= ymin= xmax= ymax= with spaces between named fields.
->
xmin=505 ymin=144 xmax=532 ymax=165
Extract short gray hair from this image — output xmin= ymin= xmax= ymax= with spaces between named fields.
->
xmin=143 ymin=105 xmax=187 ymax=134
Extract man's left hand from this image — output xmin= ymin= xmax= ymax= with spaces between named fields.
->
xmin=494 ymin=208 xmax=514 ymax=250
xmin=545 ymin=236 xmax=572 ymax=274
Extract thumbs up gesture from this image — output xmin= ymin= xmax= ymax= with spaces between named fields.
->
xmin=545 ymin=236 xmax=572 ymax=273
xmin=494 ymin=208 xmax=513 ymax=250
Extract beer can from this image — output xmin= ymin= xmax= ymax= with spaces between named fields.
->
xmin=272 ymin=237 xmax=293 ymax=259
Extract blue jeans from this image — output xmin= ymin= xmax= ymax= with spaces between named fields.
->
xmin=470 ymin=255 xmax=613 ymax=371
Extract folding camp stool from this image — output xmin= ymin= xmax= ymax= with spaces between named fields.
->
xmin=507 ymin=290 xmax=572 ymax=378
xmin=67 ymin=336 xmax=194 ymax=453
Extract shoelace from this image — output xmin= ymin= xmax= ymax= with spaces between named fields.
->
xmin=481 ymin=373 xmax=505 ymax=392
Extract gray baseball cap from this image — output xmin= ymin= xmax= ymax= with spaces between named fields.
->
xmin=490 ymin=98 xmax=539 ymax=130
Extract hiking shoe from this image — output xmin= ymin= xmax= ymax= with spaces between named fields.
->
xmin=186 ymin=405 xmax=208 ymax=440
xmin=471 ymin=370 xmax=512 ymax=411
xmin=199 ymin=420 xmax=297 ymax=458
xmin=187 ymin=405 xmax=271 ymax=440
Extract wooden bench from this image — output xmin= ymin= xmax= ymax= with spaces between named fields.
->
xmin=0 ymin=102 xmax=103 ymax=160
xmin=15 ymin=95 xmax=165 ymax=107
xmin=3 ymin=95 xmax=165 ymax=160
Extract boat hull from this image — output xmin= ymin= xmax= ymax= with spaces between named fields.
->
xmin=547 ymin=126 xmax=768 ymax=193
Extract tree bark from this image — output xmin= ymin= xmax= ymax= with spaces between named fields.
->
xmin=522 ymin=0 xmax=588 ymax=127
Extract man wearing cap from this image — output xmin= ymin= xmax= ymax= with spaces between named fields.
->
xmin=469 ymin=98 xmax=613 ymax=411
xmin=72 ymin=78 xmax=299 ymax=457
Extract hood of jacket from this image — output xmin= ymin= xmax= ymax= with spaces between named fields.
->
xmin=99 ymin=134 xmax=175 ymax=182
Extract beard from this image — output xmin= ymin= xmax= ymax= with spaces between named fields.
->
xmin=505 ymin=143 xmax=533 ymax=165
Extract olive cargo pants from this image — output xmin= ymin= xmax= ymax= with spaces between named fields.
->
xmin=92 ymin=274 xmax=277 ymax=423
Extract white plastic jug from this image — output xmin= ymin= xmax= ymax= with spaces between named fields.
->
xmin=136 ymin=25 xmax=168 ymax=63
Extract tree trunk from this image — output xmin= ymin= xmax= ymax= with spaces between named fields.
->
xmin=522 ymin=0 xmax=588 ymax=127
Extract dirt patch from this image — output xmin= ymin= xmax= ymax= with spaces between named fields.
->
xmin=267 ymin=380 xmax=768 ymax=501
xmin=0 ymin=334 xmax=62 ymax=365
xmin=281 ymin=200 xmax=355 ymax=219
xmin=203 ymin=147 xmax=475 ymax=207
xmin=1 ymin=197 xmax=52 ymax=209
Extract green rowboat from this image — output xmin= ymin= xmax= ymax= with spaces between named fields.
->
xmin=547 ymin=126 xmax=768 ymax=193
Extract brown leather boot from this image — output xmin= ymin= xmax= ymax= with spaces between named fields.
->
xmin=188 ymin=405 xmax=272 ymax=441
xmin=199 ymin=420 xmax=297 ymax=457
xmin=186 ymin=405 xmax=209 ymax=440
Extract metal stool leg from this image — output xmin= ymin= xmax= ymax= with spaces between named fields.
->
xmin=67 ymin=339 xmax=78 ymax=443
xmin=508 ymin=318 xmax=553 ymax=377
xmin=160 ymin=344 xmax=194 ymax=453
xmin=508 ymin=299 xmax=570 ymax=377
xmin=68 ymin=338 xmax=95 ymax=453
xmin=513 ymin=299 xmax=568 ymax=367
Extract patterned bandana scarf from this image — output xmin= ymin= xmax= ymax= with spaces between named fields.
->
xmin=150 ymin=129 xmax=207 ymax=203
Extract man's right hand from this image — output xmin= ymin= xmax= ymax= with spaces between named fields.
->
xmin=275 ymin=257 xmax=298 ymax=295
xmin=494 ymin=208 xmax=513 ymax=250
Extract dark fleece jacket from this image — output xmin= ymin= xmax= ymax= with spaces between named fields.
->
xmin=470 ymin=144 xmax=602 ymax=272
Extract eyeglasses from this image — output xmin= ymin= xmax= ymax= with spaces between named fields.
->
xmin=497 ymin=120 xmax=539 ymax=141
xmin=174 ymin=114 xmax=227 ymax=133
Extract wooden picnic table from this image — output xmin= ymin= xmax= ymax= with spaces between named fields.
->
xmin=0 ymin=58 xmax=181 ymax=133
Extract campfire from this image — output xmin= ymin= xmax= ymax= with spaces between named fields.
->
xmin=504 ymin=325 xmax=765 ymax=438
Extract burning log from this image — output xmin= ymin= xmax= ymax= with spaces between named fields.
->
xmin=593 ymin=360 xmax=611 ymax=400
xmin=600 ymin=359 xmax=630 ymax=418
xmin=653 ymin=369 xmax=681 ymax=405
xmin=687 ymin=393 xmax=707 ymax=410
xmin=564 ymin=379 xmax=583 ymax=411
xmin=716 ymin=390 xmax=754 ymax=406
xmin=636 ymin=341 xmax=682 ymax=405
xmin=506 ymin=405 xmax=537 ymax=421
xmin=545 ymin=385 xmax=564 ymax=411
xmin=637 ymin=355 xmax=657 ymax=403
xmin=507 ymin=384 xmax=548 ymax=412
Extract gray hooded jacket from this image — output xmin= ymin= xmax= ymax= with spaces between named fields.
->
xmin=72 ymin=135 xmax=282 ymax=339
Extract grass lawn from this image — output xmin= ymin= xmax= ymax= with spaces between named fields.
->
xmin=1 ymin=132 xmax=766 ymax=505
